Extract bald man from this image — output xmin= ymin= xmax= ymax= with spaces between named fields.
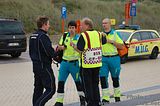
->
xmin=100 ymin=18 xmax=123 ymax=104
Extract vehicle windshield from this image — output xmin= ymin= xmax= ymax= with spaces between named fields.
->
xmin=117 ymin=31 xmax=132 ymax=41
xmin=0 ymin=21 xmax=25 ymax=35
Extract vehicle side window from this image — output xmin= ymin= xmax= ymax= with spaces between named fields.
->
xmin=140 ymin=32 xmax=151 ymax=40
xmin=150 ymin=32 xmax=159 ymax=39
xmin=131 ymin=32 xmax=141 ymax=41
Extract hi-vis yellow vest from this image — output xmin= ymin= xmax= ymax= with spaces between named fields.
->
xmin=59 ymin=33 xmax=80 ymax=61
xmin=102 ymin=29 xmax=123 ymax=56
xmin=81 ymin=31 xmax=102 ymax=68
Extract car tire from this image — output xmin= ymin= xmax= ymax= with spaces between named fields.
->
xmin=150 ymin=47 xmax=159 ymax=59
xmin=120 ymin=54 xmax=128 ymax=64
xmin=11 ymin=52 xmax=21 ymax=58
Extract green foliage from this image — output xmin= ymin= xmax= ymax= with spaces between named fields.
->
xmin=0 ymin=0 xmax=160 ymax=34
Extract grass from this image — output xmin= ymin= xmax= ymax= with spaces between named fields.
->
xmin=0 ymin=0 xmax=160 ymax=34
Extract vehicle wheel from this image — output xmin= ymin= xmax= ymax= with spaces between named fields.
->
xmin=11 ymin=52 xmax=21 ymax=58
xmin=150 ymin=47 xmax=159 ymax=59
xmin=120 ymin=54 xmax=128 ymax=64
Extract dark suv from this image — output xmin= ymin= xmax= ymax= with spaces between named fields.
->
xmin=0 ymin=18 xmax=27 ymax=57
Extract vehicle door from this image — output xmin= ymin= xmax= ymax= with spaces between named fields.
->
xmin=139 ymin=31 xmax=152 ymax=55
xmin=128 ymin=32 xmax=142 ymax=57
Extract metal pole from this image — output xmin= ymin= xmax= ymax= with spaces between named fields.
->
xmin=131 ymin=16 xmax=133 ymax=25
xmin=62 ymin=18 xmax=65 ymax=33
xmin=61 ymin=2 xmax=65 ymax=33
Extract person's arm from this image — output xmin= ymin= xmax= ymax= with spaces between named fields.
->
xmin=39 ymin=35 xmax=57 ymax=58
xmin=57 ymin=34 xmax=67 ymax=51
xmin=107 ymin=39 xmax=123 ymax=49
xmin=102 ymin=32 xmax=123 ymax=49
xmin=76 ymin=35 xmax=85 ymax=52
xmin=101 ymin=32 xmax=107 ymax=44
xmin=70 ymin=41 xmax=81 ymax=53
xmin=107 ymin=32 xmax=124 ymax=49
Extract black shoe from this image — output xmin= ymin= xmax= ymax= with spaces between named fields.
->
xmin=115 ymin=97 xmax=121 ymax=102
xmin=54 ymin=102 xmax=63 ymax=106
xmin=80 ymin=96 xmax=86 ymax=106
xmin=101 ymin=99 xmax=109 ymax=105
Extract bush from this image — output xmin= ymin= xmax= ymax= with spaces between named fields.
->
xmin=0 ymin=0 xmax=160 ymax=34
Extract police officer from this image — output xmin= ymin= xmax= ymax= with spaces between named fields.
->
xmin=100 ymin=18 xmax=123 ymax=104
xmin=77 ymin=17 xmax=102 ymax=106
xmin=29 ymin=16 xmax=56 ymax=106
xmin=54 ymin=20 xmax=85 ymax=106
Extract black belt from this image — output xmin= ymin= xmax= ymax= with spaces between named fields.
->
xmin=103 ymin=54 xmax=119 ymax=57
xmin=63 ymin=59 xmax=78 ymax=63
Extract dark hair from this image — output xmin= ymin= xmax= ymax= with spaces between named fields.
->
xmin=36 ymin=16 xmax=49 ymax=29
xmin=68 ymin=20 xmax=77 ymax=28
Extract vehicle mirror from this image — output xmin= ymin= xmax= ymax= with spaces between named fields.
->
xmin=131 ymin=39 xmax=138 ymax=42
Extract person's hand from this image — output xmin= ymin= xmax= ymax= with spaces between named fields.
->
xmin=107 ymin=38 xmax=115 ymax=44
xmin=70 ymin=42 xmax=76 ymax=48
xmin=101 ymin=32 xmax=106 ymax=37
xmin=57 ymin=45 xmax=66 ymax=51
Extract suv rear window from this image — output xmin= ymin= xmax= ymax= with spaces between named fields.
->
xmin=0 ymin=21 xmax=25 ymax=35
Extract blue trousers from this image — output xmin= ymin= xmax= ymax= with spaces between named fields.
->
xmin=57 ymin=60 xmax=82 ymax=93
xmin=58 ymin=60 xmax=80 ymax=82
xmin=100 ymin=56 xmax=121 ymax=88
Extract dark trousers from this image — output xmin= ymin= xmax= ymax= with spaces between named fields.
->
xmin=80 ymin=67 xmax=85 ymax=92
xmin=32 ymin=62 xmax=56 ymax=106
xmin=81 ymin=67 xmax=100 ymax=106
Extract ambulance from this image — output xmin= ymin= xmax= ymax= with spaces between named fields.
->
xmin=116 ymin=25 xmax=160 ymax=63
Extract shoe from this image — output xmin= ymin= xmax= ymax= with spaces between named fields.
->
xmin=54 ymin=102 xmax=63 ymax=106
xmin=101 ymin=99 xmax=109 ymax=105
xmin=114 ymin=88 xmax=121 ymax=102
xmin=115 ymin=97 xmax=121 ymax=102
xmin=80 ymin=96 xmax=86 ymax=106
xmin=102 ymin=88 xmax=110 ymax=104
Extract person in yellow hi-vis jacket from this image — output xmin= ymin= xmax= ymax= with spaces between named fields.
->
xmin=100 ymin=18 xmax=124 ymax=104
xmin=54 ymin=20 xmax=85 ymax=106
xmin=76 ymin=17 xmax=102 ymax=106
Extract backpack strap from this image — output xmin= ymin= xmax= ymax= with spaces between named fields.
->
xmin=62 ymin=32 xmax=68 ymax=45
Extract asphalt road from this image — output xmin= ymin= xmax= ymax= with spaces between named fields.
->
xmin=0 ymin=51 xmax=160 ymax=106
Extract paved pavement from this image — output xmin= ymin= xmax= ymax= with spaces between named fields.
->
xmin=0 ymin=52 xmax=160 ymax=106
